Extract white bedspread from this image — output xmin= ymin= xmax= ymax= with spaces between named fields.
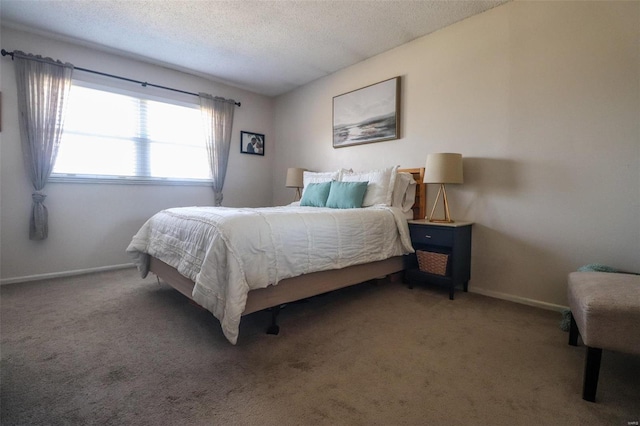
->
xmin=126 ymin=205 xmax=413 ymax=344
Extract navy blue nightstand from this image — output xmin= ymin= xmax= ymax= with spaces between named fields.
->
xmin=405 ymin=220 xmax=473 ymax=300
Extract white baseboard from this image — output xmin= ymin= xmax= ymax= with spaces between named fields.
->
xmin=469 ymin=287 xmax=569 ymax=312
xmin=2 ymin=265 xmax=570 ymax=313
xmin=0 ymin=263 xmax=136 ymax=285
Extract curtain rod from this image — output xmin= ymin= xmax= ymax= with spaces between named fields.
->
xmin=1 ymin=49 xmax=241 ymax=107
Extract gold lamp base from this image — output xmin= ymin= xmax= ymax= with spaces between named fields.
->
xmin=428 ymin=183 xmax=455 ymax=223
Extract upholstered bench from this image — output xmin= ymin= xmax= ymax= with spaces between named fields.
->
xmin=567 ymin=271 xmax=640 ymax=402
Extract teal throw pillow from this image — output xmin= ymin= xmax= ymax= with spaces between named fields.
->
xmin=326 ymin=181 xmax=369 ymax=209
xmin=300 ymin=181 xmax=332 ymax=207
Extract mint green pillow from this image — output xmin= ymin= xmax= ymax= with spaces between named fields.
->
xmin=300 ymin=181 xmax=332 ymax=207
xmin=326 ymin=181 xmax=369 ymax=209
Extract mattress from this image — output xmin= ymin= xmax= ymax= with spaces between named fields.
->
xmin=127 ymin=205 xmax=413 ymax=343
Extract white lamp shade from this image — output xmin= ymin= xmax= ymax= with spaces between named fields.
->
xmin=424 ymin=153 xmax=463 ymax=184
xmin=286 ymin=167 xmax=305 ymax=188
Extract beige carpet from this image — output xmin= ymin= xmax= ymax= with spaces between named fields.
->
xmin=1 ymin=268 xmax=638 ymax=425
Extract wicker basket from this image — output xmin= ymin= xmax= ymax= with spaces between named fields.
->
xmin=416 ymin=250 xmax=449 ymax=276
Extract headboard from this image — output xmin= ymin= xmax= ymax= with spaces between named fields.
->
xmin=398 ymin=167 xmax=426 ymax=220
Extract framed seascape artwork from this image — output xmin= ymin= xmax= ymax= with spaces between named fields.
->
xmin=332 ymin=76 xmax=400 ymax=148
xmin=240 ymin=131 xmax=265 ymax=156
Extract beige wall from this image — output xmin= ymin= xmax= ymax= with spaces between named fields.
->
xmin=0 ymin=28 xmax=275 ymax=281
xmin=273 ymin=1 xmax=640 ymax=308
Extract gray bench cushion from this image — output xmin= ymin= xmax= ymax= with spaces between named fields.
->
xmin=568 ymin=271 xmax=640 ymax=354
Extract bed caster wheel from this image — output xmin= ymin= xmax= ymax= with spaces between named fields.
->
xmin=266 ymin=305 xmax=281 ymax=335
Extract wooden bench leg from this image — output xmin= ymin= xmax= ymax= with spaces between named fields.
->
xmin=569 ymin=313 xmax=579 ymax=346
xmin=583 ymin=346 xmax=602 ymax=402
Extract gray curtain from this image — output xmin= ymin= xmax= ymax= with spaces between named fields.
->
xmin=199 ymin=93 xmax=236 ymax=206
xmin=14 ymin=51 xmax=74 ymax=240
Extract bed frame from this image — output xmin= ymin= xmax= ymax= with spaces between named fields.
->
xmin=149 ymin=167 xmax=426 ymax=333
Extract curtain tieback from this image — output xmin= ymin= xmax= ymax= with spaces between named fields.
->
xmin=214 ymin=191 xmax=223 ymax=206
xmin=32 ymin=191 xmax=47 ymax=203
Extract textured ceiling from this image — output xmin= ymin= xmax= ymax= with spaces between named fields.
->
xmin=1 ymin=0 xmax=509 ymax=97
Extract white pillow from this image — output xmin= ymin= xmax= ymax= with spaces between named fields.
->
xmin=302 ymin=170 xmax=339 ymax=195
xmin=340 ymin=166 xmax=398 ymax=206
xmin=391 ymin=172 xmax=417 ymax=213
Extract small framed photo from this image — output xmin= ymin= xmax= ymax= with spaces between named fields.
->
xmin=240 ymin=131 xmax=265 ymax=156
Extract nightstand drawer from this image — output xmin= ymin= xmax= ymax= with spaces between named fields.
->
xmin=409 ymin=226 xmax=453 ymax=247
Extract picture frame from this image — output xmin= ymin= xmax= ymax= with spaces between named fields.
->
xmin=332 ymin=76 xmax=400 ymax=148
xmin=240 ymin=131 xmax=265 ymax=156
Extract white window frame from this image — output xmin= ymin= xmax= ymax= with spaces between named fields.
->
xmin=50 ymin=80 xmax=213 ymax=186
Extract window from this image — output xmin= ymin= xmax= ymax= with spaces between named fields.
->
xmin=52 ymin=82 xmax=211 ymax=183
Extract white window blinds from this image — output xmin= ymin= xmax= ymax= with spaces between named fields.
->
xmin=53 ymin=84 xmax=211 ymax=183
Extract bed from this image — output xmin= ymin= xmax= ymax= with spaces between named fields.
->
xmin=127 ymin=167 xmax=426 ymax=344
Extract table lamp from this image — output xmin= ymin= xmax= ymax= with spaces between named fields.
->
xmin=424 ymin=153 xmax=463 ymax=223
xmin=286 ymin=167 xmax=305 ymax=201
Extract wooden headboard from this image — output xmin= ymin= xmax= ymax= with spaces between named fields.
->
xmin=398 ymin=167 xmax=426 ymax=220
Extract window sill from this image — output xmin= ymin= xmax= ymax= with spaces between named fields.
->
xmin=49 ymin=174 xmax=213 ymax=186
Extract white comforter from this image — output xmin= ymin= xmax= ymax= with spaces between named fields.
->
xmin=126 ymin=205 xmax=414 ymax=344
